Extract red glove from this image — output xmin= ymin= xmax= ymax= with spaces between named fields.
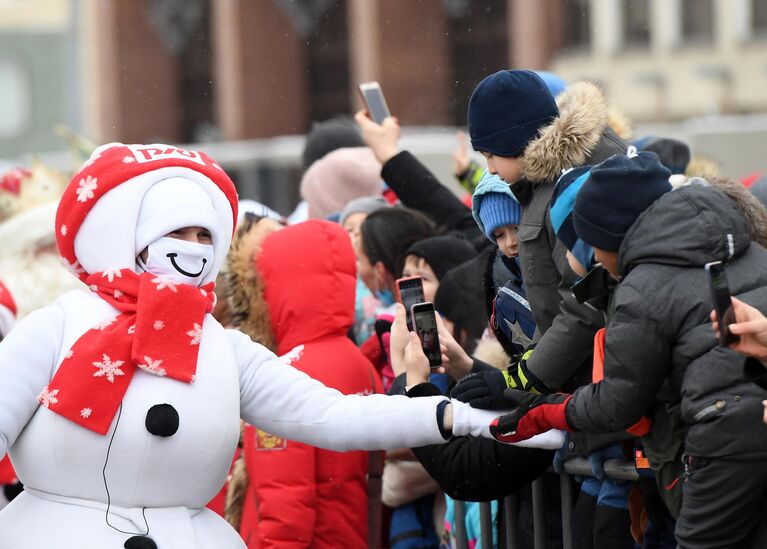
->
xmin=490 ymin=389 xmax=573 ymax=444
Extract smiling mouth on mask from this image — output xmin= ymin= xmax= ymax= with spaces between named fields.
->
xmin=166 ymin=253 xmax=207 ymax=277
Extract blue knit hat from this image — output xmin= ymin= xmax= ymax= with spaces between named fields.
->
xmin=534 ymin=71 xmax=567 ymax=98
xmin=573 ymin=150 xmax=672 ymax=252
xmin=471 ymin=170 xmax=522 ymax=241
xmin=468 ymin=70 xmax=559 ymax=158
xmin=550 ymin=166 xmax=595 ymax=271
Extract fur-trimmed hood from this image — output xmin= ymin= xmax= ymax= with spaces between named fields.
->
xmin=222 ymin=216 xmax=283 ymax=352
xmin=524 ymin=82 xmax=614 ymax=184
xmin=224 ymin=218 xmax=358 ymax=355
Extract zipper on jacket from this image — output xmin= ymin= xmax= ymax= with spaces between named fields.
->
xmin=692 ymin=400 xmax=726 ymax=423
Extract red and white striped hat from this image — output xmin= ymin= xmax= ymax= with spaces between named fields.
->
xmin=55 ymin=143 xmax=239 ymax=284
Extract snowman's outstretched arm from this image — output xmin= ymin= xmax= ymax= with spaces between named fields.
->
xmin=0 ymin=305 xmax=64 ymax=457
xmin=228 ymin=329 xmax=496 ymax=452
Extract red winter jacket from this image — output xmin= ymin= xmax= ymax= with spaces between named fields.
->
xmin=238 ymin=220 xmax=383 ymax=549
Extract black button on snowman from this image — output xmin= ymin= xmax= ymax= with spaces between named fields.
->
xmin=145 ymin=404 xmax=179 ymax=437
xmin=125 ymin=535 xmax=157 ymax=549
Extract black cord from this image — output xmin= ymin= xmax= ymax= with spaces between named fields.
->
xmin=102 ymin=403 xmax=150 ymax=536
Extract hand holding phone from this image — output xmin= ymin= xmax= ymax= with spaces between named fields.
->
xmin=411 ymin=302 xmax=442 ymax=368
xmin=706 ymin=261 xmax=739 ymax=346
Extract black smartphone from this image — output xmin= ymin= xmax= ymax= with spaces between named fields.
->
xmin=397 ymin=276 xmax=425 ymax=331
xmin=411 ymin=302 xmax=442 ymax=368
xmin=705 ymin=261 xmax=738 ymax=346
xmin=358 ymin=81 xmax=391 ymax=124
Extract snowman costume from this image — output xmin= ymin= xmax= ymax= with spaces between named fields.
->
xmin=0 ymin=144 xmax=499 ymax=549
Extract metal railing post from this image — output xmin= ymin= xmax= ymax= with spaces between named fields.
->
xmin=560 ymin=474 xmax=574 ymax=549
xmin=531 ymin=477 xmax=547 ymax=549
xmin=454 ymin=499 xmax=469 ymax=549
xmin=504 ymin=494 xmax=519 ymax=549
xmin=479 ymin=501 xmax=493 ymax=549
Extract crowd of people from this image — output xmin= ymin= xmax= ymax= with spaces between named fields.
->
xmin=0 ymin=68 xmax=766 ymax=549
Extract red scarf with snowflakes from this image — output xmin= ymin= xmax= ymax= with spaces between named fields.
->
xmin=41 ymin=269 xmax=215 ymax=435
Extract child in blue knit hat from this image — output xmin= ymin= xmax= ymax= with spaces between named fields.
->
xmin=471 ymin=170 xmax=522 ymax=258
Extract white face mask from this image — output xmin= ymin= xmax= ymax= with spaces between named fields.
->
xmin=137 ymin=236 xmax=214 ymax=287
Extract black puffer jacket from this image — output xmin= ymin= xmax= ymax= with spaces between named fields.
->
xmin=381 ymin=151 xmax=486 ymax=246
xmin=567 ymin=185 xmax=767 ymax=459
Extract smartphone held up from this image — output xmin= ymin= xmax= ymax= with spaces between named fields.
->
xmin=410 ymin=302 xmax=442 ymax=368
xmin=397 ymin=276 xmax=425 ymax=331
xmin=358 ymin=81 xmax=391 ymax=124
xmin=706 ymin=261 xmax=739 ymax=346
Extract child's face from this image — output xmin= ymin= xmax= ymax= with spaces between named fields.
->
xmin=594 ymin=248 xmax=620 ymax=280
xmin=402 ymin=255 xmax=439 ymax=303
xmin=493 ymin=225 xmax=519 ymax=258
xmin=482 ymin=153 xmax=524 ymax=185
xmin=343 ymin=212 xmax=367 ymax=252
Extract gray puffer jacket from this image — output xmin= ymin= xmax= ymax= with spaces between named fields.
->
xmin=510 ymin=81 xmax=627 ymax=391
xmin=567 ymin=184 xmax=767 ymax=459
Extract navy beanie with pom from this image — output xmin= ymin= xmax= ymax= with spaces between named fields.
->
xmin=573 ymin=150 xmax=672 ymax=252
xmin=468 ymin=70 xmax=559 ymax=158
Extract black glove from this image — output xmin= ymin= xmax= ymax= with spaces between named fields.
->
xmin=450 ymin=370 xmax=509 ymax=409
xmin=450 ymin=348 xmax=547 ymax=409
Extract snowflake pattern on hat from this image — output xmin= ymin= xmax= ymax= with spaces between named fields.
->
xmin=75 ymin=176 xmax=98 ymax=203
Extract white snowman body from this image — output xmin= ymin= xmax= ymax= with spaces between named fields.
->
xmin=0 ymin=143 xmax=466 ymax=549
xmin=0 ymin=290 xmax=244 ymax=548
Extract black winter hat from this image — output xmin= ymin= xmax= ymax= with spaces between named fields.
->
xmin=435 ymin=260 xmax=487 ymax=346
xmin=302 ymin=118 xmax=365 ymax=169
xmin=468 ymin=70 xmax=559 ymax=158
xmin=405 ymin=235 xmax=477 ymax=281
xmin=573 ymin=150 xmax=672 ymax=252
xmin=633 ymin=136 xmax=691 ymax=175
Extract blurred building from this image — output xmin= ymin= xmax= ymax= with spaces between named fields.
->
xmin=551 ymin=0 xmax=767 ymax=121
xmin=3 ymin=0 xmax=767 ymax=195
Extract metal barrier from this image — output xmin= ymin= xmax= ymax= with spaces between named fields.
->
xmin=451 ymin=459 xmax=639 ymax=549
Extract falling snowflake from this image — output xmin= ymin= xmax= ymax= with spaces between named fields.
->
xmin=113 ymin=289 xmax=124 ymax=299
xmin=152 ymin=277 xmax=178 ymax=293
xmin=186 ymin=323 xmax=202 ymax=345
xmin=280 ymin=345 xmax=305 ymax=366
xmin=60 ymin=225 xmax=67 ymax=236
xmin=75 ymin=176 xmax=98 ymax=203
xmin=37 ymin=386 xmax=60 ymax=408
xmin=80 ymin=408 xmax=92 ymax=419
xmin=65 ymin=349 xmax=74 ymax=360
xmin=122 ymin=155 xmax=136 ymax=164
xmin=94 ymin=317 xmax=116 ymax=331
xmin=62 ymin=258 xmax=85 ymax=277
xmin=101 ymin=269 xmax=122 ymax=283
xmin=127 ymin=324 xmax=136 ymax=334
xmin=137 ymin=356 xmax=166 ymax=377
xmin=92 ymin=354 xmax=125 ymax=383
xmin=153 ymin=320 xmax=165 ymax=331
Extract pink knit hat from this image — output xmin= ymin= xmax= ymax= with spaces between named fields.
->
xmin=300 ymin=147 xmax=383 ymax=219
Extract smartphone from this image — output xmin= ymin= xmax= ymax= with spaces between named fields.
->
xmin=358 ymin=82 xmax=391 ymax=124
xmin=705 ymin=261 xmax=738 ymax=346
xmin=410 ymin=302 xmax=442 ymax=368
xmin=397 ymin=276 xmax=425 ymax=331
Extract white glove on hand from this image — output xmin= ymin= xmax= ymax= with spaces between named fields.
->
xmin=450 ymin=400 xmax=565 ymax=449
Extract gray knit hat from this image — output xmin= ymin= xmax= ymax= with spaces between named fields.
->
xmin=339 ymin=195 xmax=390 ymax=225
